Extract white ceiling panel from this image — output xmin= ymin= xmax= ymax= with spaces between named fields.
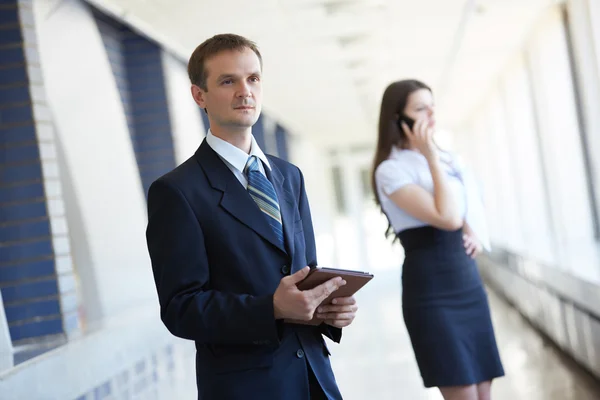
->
xmin=85 ymin=0 xmax=557 ymax=146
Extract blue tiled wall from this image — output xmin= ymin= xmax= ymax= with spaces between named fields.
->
xmin=0 ymin=0 xmax=67 ymax=343
xmin=73 ymin=344 xmax=175 ymax=400
xmin=93 ymin=10 xmax=176 ymax=197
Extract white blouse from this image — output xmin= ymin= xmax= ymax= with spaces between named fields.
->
xmin=375 ymin=146 xmax=491 ymax=251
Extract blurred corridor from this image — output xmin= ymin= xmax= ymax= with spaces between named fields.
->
xmin=2 ymin=0 xmax=600 ymax=398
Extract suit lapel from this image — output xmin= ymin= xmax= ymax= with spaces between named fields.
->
xmin=265 ymin=160 xmax=295 ymax=257
xmin=195 ymin=141 xmax=287 ymax=255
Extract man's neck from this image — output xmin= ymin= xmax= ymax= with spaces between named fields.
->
xmin=210 ymin=126 xmax=252 ymax=154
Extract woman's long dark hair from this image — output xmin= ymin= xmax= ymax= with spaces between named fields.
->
xmin=371 ymin=79 xmax=432 ymax=238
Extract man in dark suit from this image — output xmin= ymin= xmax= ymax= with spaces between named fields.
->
xmin=145 ymin=33 xmax=359 ymax=400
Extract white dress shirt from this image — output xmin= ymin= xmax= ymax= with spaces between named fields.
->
xmin=205 ymin=129 xmax=271 ymax=189
xmin=375 ymin=147 xmax=491 ymax=251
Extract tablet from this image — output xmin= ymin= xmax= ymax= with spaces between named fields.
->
xmin=285 ymin=267 xmax=374 ymax=325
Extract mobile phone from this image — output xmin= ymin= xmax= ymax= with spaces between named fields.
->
xmin=397 ymin=115 xmax=416 ymax=131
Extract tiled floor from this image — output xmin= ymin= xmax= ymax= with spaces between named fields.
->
xmin=159 ymin=267 xmax=600 ymax=399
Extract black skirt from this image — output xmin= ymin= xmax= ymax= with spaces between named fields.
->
xmin=398 ymin=226 xmax=505 ymax=388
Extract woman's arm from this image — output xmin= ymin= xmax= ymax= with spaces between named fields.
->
xmin=387 ymin=119 xmax=463 ymax=231
xmin=387 ymin=172 xmax=463 ymax=231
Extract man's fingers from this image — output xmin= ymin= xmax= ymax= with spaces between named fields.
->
xmin=330 ymin=296 xmax=356 ymax=306
xmin=324 ymin=319 xmax=352 ymax=328
xmin=318 ymin=312 xmax=355 ymax=320
xmin=315 ymin=278 xmax=345 ymax=303
xmin=286 ymin=266 xmax=311 ymax=284
xmin=309 ymin=277 xmax=345 ymax=305
xmin=317 ymin=304 xmax=357 ymax=314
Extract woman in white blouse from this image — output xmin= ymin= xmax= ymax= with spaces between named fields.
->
xmin=371 ymin=80 xmax=504 ymax=400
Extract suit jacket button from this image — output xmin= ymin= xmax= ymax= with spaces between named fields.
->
xmin=296 ymin=349 xmax=305 ymax=359
xmin=281 ymin=265 xmax=291 ymax=275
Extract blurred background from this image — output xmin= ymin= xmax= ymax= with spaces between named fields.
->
xmin=1 ymin=0 xmax=600 ymax=398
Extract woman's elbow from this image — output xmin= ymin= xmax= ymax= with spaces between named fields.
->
xmin=439 ymin=217 xmax=463 ymax=231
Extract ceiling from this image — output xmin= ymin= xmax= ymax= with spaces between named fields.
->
xmin=84 ymin=0 xmax=557 ymax=147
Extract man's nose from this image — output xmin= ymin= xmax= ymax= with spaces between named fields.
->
xmin=237 ymin=82 xmax=251 ymax=97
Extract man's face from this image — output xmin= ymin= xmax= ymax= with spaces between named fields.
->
xmin=193 ymin=48 xmax=262 ymax=131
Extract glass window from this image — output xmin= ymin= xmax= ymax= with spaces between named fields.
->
xmin=525 ymin=7 xmax=596 ymax=256
xmin=500 ymin=56 xmax=557 ymax=263
xmin=566 ymin=0 xmax=600 ymax=238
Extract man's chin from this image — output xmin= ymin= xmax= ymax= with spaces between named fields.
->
xmin=231 ymin=117 xmax=259 ymax=128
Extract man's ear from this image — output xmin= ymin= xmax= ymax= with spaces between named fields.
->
xmin=191 ymin=85 xmax=206 ymax=108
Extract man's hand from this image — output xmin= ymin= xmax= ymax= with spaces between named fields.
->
xmin=273 ymin=266 xmax=346 ymax=321
xmin=315 ymin=296 xmax=358 ymax=328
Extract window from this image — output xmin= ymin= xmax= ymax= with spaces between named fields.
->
xmin=331 ymin=166 xmax=347 ymax=215
xmin=526 ymin=7 xmax=596 ymax=253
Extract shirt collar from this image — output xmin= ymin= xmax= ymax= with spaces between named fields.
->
xmin=390 ymin=146 xmax=424 ymax=160
xmin=206 ymin=129 xmax=271 ymax=173
xmin=390 ymin=146 xmax=407 ymax=159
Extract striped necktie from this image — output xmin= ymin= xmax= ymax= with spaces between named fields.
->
xmin=244 ymin=156 xmax=284 ymax=247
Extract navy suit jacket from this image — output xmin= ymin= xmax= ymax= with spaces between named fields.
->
xmin=146 ymin=140 xmax=343 ymax=399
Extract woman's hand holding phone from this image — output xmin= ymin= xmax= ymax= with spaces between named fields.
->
xmin=400 ymin=118 xmax=437 ymax=160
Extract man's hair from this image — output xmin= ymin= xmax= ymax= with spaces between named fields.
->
xmin=187 ymin=33 xmax=263 ymax=91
